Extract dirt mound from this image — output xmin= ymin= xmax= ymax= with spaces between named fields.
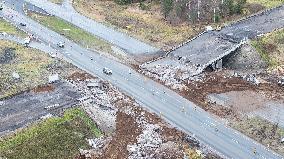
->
xmin=32 ymin=84 xmax=55 ymax=93
xmin=182 ymin=73 xmax=254 ymax=105
xmin=180 ymin=72 xmax=284 ymax=118
xmin=68 ymin=72 xmax=94 ymax=81
xmin=100 ymin=111 xmax=142 ymax=159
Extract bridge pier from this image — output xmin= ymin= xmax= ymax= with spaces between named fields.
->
xmin=212 ymin=59 xmax=223 ymax=70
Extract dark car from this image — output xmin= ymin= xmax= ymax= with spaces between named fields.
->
xmin=103 ymin=67 xmax=112 ymax=75
xmin=20 ymin=23 xmax=26 ymax=27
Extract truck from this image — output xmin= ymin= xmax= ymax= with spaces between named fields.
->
xmin=23 ymin=37 xmax=31 ymax=47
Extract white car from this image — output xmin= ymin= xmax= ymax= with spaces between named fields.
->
xmin=23 ymin=37 xmax=31 ymax=47
xmin=49 ymin=52 xmax=56 ymax=58
xmin=57 ymin=41 xmax=64 ymax=48
xmin=103 ymin=67 xmax=112 ymax=75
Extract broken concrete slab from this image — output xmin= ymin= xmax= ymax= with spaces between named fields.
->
xmin=143 ymin=5 xmax=284 ymax=79
xmin=12 ymin=72 xmax=20 ymax=80
xmin=48 ymin=74 xmax=59 ymax=83
xmin=207 ymin=93 xmax=230 ymax=107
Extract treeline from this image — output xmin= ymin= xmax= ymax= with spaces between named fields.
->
xmin=162 ymin=0 xmax=247 ymax=23
xmin=114 ymin=0 xmax=247 ymax=24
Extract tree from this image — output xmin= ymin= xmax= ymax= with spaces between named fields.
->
xmin=234 ymin=0 xmax=246 ymax=14
xmin=162 ymin=0 xmax=174 ymax=18
xmin=220 ymin=0 xmax=246 ymax=16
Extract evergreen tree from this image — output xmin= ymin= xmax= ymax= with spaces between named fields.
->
xmin=162 ymin=0 xmax=174 ymax=18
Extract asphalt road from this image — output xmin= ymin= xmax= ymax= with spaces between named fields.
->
xmin=0 ymin=3 xmax=283 ymax=159
xmin=25 ymin=0 xmax=159 ymax=55
xmin=220 ymin=5 xmax=284 ymax=41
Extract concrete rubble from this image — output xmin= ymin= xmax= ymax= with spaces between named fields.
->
xmin=66 ymin=76 xmax=123 ymax=134
xmin=40 ymin=113 xmax=53 ymax=119
xmin=243 ymin=74 xmax=260 ymax=85
xmin=87 ymin=136 xmax=111 ymax=151
xmin=278 ymin=77 xmax=284 ymax=86
xmin=48 ymin=74 xmax=59 ymax=83
xmin=64 ymin=73 xmax=220 ymax=158
xmin=65 ymin=73 xmax=179 ymax=158
xmin=140 ymin=64 xmax=190 ymax=90
xmin=140 ymin=63 xmax=205 ymax=90
xmin=124 ymin=101 xmax=168 ymax=158
xmin=12 ymin=72 xmax=20 ymax=79
xmin=128 ymin=124 xmax=162 ymax=159
xmin=79 ymin=149 xmax=94 ymax=159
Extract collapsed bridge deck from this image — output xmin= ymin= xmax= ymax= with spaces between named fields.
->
xmin=145 ymin=5 xmax=284 ymax=76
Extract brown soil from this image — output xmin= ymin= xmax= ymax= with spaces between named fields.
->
xmin=180 ymin=73 xmax=252 ymax=118
xmin=99 ymin=111 xmax=142 ymax=159
xmin=32 ymin=84 xmax=55 ymax=93
xmin=68 ymin=71 xmax=94 ymax=81
xmin=180 ymin=71 xmax=284 ymax=118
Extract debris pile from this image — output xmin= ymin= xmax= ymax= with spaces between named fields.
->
xmin=66 ymin=75 xmax=122 ymax=134
xmin=66 ymin=73 xmax=221 ymax=158
xmin=48 ymin=74 xmax=59 ymax=83
xmin=12 ymin=72 xmax=20 ymax=80
xmin=243 ymin=74 xmax=260 ymax=85
xmin=87 ymin=136 xmax=112 ymax=156
xmin=140 ymin=64 xmax=193 ymax=90
xmin=278 ymin=77 xmax=284 ymax=86
xmin=128 ymin=124 xmax=162 ymax=158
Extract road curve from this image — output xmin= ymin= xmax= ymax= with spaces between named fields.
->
xmin=25 ymin=0 xmax=159 ymax=55
xmin=0 ymin=4 xmax=283 ymax=159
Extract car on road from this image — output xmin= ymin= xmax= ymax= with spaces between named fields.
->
xmin=23 ymin=37 xmax=31 ymax=47
xmin=103 ymin=67 xmax=112 ymax=75
xmin=57 ymin=41 xmax=64 ymax=48
xmin=19 ymin=22 xmax=26 ymax=26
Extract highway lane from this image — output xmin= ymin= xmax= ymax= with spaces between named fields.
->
xmin=1 ymin=4 xmax=283 ymax=159
xmin=24 ymin=0 xmax=159 ymax=55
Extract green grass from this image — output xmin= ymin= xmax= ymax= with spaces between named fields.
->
xmin=0 ymin=108 xmax=102 ymax=159
xmin=0 ymin=18 xmax=26 ymax=37
xmin=0 ymin=40 xmax=54 ymax=98
xmin=232 ymin=117 xmax=284 ymax=155
xmin=251 ymin=40 xmax=279 ymax=68
xmin=247 ymin=0 xmax=284 ymax=8
xmin=0 ymin=40 xmax=76 ymax=98
xmin=251 ymin=28 xmax=284 ymax=68
xmin=28 ymin=12 xmax=113 ymax=54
